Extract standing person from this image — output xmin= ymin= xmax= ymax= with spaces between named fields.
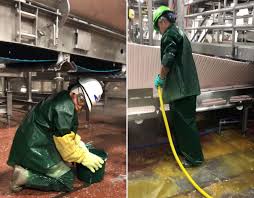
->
xmin=8 ymin=78 xmax=105 ymax=192
xmin=153 ymin=6 xmax=204 ymax=167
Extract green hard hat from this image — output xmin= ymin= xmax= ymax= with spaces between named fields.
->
xmin=153 ymin=5 xmax=172 ymax=32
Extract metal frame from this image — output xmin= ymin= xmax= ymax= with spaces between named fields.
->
xmin=183 ymin=0 xmax=254 ymax=60
xmin=191 ymin=42 xmax=254 ymax=61
xmin=138 ymin=0 xmax=143 ymax=44
xmin=0 ymin=77 xmax=12 ymax=126
xmin=6 ymin=90 xmax=12 ymax=126
xmin=128 ymin=0 xmax=155 ymax=45
xmin=218 ymin=101 xmax=252 ymax=135
xmin=0 ymin=0 xmax=126 ymax=64
xmin=148 ymin=0 xmax=153 ymax=45
xmin=128 ymin=86 xmax=254 ymax=122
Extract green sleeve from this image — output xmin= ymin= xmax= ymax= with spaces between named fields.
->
xmin=161 ymin=36 xmax=177 ymax=68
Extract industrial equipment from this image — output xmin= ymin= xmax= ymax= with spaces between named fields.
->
xmin=0 ymin=1 xmax=126 ymax=197
xmin=128 ymin=0 xmax=254 ymax=147
xmin=0 ymin=0 xmax=126 ymax=125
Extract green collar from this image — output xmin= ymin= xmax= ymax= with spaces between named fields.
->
xmin=162 ymin=23 xmax=176 ymax=36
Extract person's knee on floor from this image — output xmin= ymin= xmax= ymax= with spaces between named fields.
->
xmin=10 ymin=165 xmax=29 ymax=192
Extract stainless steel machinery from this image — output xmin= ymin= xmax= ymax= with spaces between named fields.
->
xmin=0 ymin=0 xmax=126 ymax=126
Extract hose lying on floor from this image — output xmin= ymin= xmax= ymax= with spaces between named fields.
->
xmin=158 ymin=87 xmax=212 ymax=198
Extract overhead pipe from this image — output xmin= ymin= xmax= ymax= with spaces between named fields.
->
xmin=185 ymin=24 xmax=254 ymax=30
xmin=185 ymin=2 xmax=254 ymax=18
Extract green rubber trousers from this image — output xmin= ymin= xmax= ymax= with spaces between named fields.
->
xmin=22 ymin=161 xmax=74 ymax=192
xmin=169 ymin=96 xmax=204 ymax=165
xmin=24 ymin=169 xmax=74 ymax=192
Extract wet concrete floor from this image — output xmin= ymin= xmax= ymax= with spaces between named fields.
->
xmin=128 ymin=128 xmax=254 ymax=198
xmin=0 ymin=99 xmax=126 ymax=198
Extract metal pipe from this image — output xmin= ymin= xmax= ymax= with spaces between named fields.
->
xmin=212 ymin=2 xmax=215 ymax=43
xmin=18 ymin=1 xmax=22 ymax=43
xmin=217 ymin=2 xmax=221 ymax=43
xmin=35 ymin=8 xmax=38 ymax=45
xmin=252 ymin=6 xmax=254 ymax=25
xmin=138 ymin=0 xmax=143 ymax=44
xmin=27 ymin=72 xmax=32 ymax=102
xmin=0 ymin=77 xmax=4 ymax=96
xmin=185 ymin=2 xmax=254 ymax=18
xmin=184 ymin=0 xmax=209 ymax=6
xmin=53 ymin=24 xmax=56 ymax=46
xmin=242 ymin=106 xmax=249 ymax=135
xmin=148 ymin=0 xmax=153 ymax=45
xmin=54 ymin=72 xmax=63 ymax=93
xmin=168 ymin=0 xmax=174 ymax=8
xmin=6 ymin=90 xmax=12 ymax=127
xmin=222 ymin=0 xmax=227 ymax=41
xmin=232 ymin=0 xmax=238 ymax=58
xmin=190 ymin=14 xmax=254 ymax=20
xmin=177 ymin=0 xmax=185 ymax=29
xmin=185 ymin=24 xmax=254 ymax=30
xmin=69 ymin=17 xmax=126 ymax=40
xmin=196 ymin=104 xmax=234 ymax=113
xmin=186 ymin=7 xmax=233 ymax=18
xmin=228 ymin=24 xmax=254 ymax=29
xmin=56 ymin=9 xmax=59 ymax=41
xmin=6 ymin=79 xmax=11 ymax=92
xmin=22 ymin=1 xmax=61 ymax=16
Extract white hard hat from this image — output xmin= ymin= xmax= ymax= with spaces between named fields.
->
xmin=71 ymin=78 xmax=103 ymax=111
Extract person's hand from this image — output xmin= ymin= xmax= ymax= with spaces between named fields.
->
xmin=81 ymin=152 xmax=104 ymax=173
xmin=154 ymin=74 xmax=165 ymax=89
xmin=79 ymin=141 xmax=104 ymax=173
xmin=79 ymin=141 xmax=89 ymax=153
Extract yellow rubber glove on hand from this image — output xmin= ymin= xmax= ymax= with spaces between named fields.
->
xmin=79 ymin=141 xmax=104 ymax=173
xmin=53 ymin=132 xmax=85 ymax=163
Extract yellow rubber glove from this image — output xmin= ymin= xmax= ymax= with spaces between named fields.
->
xmin=79 ymin=141 xmax=104 ymax=173
xmin=74 ymin=133 xmax=82 ymax=145
xmin=53 ymin=132 xmax=85 ymax=163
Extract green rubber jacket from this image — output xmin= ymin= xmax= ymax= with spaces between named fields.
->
xmin=7 ymin=90 xmax=78 ymax=174
xmin=160 ymin=24 xmax=200 ymax=103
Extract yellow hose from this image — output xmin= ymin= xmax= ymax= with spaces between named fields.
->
xmin=158 ymin=87 xmax=212 ymax=198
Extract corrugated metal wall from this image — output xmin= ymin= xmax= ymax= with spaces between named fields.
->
xmin=128 ymin=43 xmax=254 ymax=93
xmin=128 ymin=43 xmax=160 ymax=94
xmin=194 ymin=54 xmax=254 ymax=89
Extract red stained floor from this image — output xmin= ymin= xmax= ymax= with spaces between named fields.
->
xmin=0 ymin=102 xmax=126 ymax=198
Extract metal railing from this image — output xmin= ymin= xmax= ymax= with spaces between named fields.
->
xmin=184 ymin=0 xmax=254 ymax=57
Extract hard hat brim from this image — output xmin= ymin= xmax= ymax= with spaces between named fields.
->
xmin=84 ymin=91 xmax=92 ymax=112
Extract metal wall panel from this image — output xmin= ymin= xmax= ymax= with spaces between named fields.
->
xmin=31 ymin=0 xmax=126 ymax=33
xmin=0 ymin=1 xmax=126 ymax=64
xmin=194 ymin=53 xmax=254 ymax=89
xmin=128 ymin=43 xmax=160 ymax=95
